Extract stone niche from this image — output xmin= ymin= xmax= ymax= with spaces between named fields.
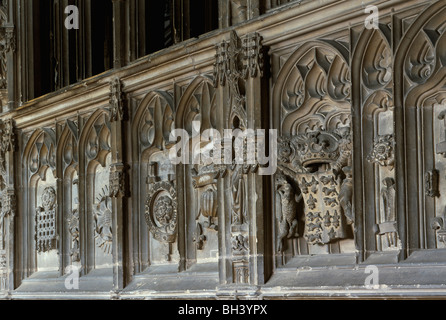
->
xmin=274 ymin=41 xmax=356 ymax=261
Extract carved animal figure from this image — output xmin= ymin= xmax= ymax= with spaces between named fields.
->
xmin=322 ymin=186 xmax=338 ymax=196
xmin=306 ymin=211 xmax=321 ymax=220
xmin=324 ymin=197 xmax=338 ymax=207
xmin=339 ymin=166 xmax=353 ymax=224
xmin=308 ymin=222 xmax=322 ymax=232
xmin=277 ymin=181 xmax=301 ymax=252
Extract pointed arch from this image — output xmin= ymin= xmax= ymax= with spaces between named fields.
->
xmin=394 ymin=1 xmax=446 ymax=256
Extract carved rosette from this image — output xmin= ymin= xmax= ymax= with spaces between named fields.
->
xmin=367 ymin=134 xmax=395 ymax=169
xmin=145 ymin=181 xmax=178 ymax=244
xmin=35 ymin=187 xmax=57 ymax=253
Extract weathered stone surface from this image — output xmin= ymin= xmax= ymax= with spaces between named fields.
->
xmin=0 ymin=0 xmax=446 ymax=300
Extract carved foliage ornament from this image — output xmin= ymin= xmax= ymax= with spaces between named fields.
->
xmin=145 ymin=181 xmax=178 ymax=243
xmin=0 ymin=119 xmax=14 ymax=154
xmin=213 ymin=30 xmax=263 ymax=87
xmin=0 ymin=27 xmax=15 ymax=90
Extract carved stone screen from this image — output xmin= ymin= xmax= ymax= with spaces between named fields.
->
xmin=0 ymin=0 xmax=445 ymax=300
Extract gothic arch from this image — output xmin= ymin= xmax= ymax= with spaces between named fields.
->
xmin=175 ymin=76 xmax=219 ymax=270
xmin=273 ymin=40 xmax=354 ymax=262
xmin=21 ymin=127 xmax=58 ymax=276
xmin=131 ymin=90 xmax=175 ymax=273
xmin=351 ymin=26 xmax=396 ymax=260
xmin=56 ymin=121 xmax=80 ymax=272
xmin=273 ymin=40 xmax=350 ymax=136
xmin=78 ymin=110 xmax=112 ymax=274
xmin=394 ymin=1 xmax=446 ymax=256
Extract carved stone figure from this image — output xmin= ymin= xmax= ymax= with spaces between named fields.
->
xmin=232 ymin=234 xmax=249 ymax=255
xmin=276 ymin=179 xmax=300 ymax=252
xmin=67 ymin=209 xmax=80 ymax=263
xmin=374 ymin=178 xmax=398 ymax=249
xmin=231 ymin=166 xmax=247 ymax=226
xmin=339 ymin=166 xmax=353 ymax=224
